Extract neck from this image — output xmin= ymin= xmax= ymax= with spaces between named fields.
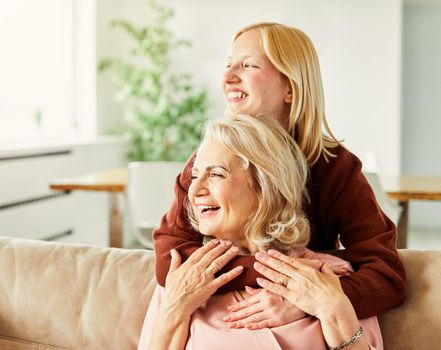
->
xmin=234 ymin=237 xmax=259 ymax=255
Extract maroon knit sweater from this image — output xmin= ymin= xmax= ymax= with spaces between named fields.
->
xmin=153 ymin=146 xmax=407 ymax=319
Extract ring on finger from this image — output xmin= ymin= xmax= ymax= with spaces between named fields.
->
xmin=278 ymin=274 xmax=289 ymax=287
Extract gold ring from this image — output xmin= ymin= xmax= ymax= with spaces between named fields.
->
xmin=279 ymin=274 xmax=289 ymax=287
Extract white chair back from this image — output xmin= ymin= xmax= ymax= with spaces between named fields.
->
xmin=363 ymin=171 xmax=402 ymax=226
xmin=358 ymin=150 xmax=402 ymax=226
xmin=126 ymin=161 xmax=184 ymax=249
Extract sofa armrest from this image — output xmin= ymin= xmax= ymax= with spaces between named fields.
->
xmin=0 ymin=236 xmax=157 ymax=350
xmin=379 ymin=249 xmax=441 ymax=350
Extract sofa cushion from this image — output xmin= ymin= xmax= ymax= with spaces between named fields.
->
xmin=2 ymin=237 xmax=441 ymax=350
xmin=379 ymin=249 xmax=441 ymax=350
xmin=0 ymin=236 xmax=156 ymax=350
xmin=0 ymin=335 xmax=66 ymax=350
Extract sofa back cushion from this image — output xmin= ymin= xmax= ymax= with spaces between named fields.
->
xmin=2 ymin=237 xmax=441 ymax=350
xmin=0 ymin=236 xmax=156 ymax=350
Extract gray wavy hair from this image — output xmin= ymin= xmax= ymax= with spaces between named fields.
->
xmin=187 ymin=114 xmax=310 ymax=252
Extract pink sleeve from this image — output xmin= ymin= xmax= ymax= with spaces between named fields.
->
xmin=137 ymin=286 xmax=164 ymax=350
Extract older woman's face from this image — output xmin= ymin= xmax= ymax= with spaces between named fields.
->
xmin=222 ymin=29 xmax=292 ymax=128
xmin=188 ymin=140 xmax=258 ymax=244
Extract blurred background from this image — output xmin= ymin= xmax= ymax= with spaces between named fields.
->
xmin=0 ymin=0 xmax=440 ymax=249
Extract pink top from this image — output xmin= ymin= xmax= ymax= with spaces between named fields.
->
xmin=138 ymin=248 xmax=383 ymax=350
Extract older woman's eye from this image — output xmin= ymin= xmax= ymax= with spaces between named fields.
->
xmin=210 ymin=172 xmax=225 ymax=178
xmin=190 ymin=175 xmax=198 ymax=182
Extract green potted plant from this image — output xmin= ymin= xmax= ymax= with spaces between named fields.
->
xmin=98 ymin=0 xmax=208 ymax=161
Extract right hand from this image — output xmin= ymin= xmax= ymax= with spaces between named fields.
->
xmin=161 ymin=239 xmax=244 ymax=316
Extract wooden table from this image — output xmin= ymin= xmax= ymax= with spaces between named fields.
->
xmin=50 ymin=169 xmax=127 ymax=248
xmin=380 ymin=176 xmax=441 ymax=248
xmin=50 ymin=170 xmax=441 ymax=249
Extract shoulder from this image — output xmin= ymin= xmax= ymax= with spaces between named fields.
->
xmin=312 ymin=145 xmax=361 ymax=176
xmin=308 ymin=145 xmax=366 ymax=202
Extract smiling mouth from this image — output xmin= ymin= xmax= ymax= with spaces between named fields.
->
xmin=200 ymin=206 xmax=220 ymax=214
xmin=227 ymin=91 xmax=248 ymax=101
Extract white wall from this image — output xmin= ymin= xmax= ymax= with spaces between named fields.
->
xmin=98 ymin=0 xmax=402 ymax=175
xmin=402 ymin=2 xmax=441 ymax=229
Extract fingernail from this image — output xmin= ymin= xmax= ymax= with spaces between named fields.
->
xmin=254 ymin=262 xmax=261 ymax=270
xmin=231 ymin=246 xmax=239 ymax=253
xmin=225 ymin=240 xmax=232 ymax=246
xmin=255 ymin=252 xmax=265 ymax=259
xmin=268 ymin=249 xmax=278 ymax=256
xmin=256 ymin=277 xmax=264 ymax=284
xmin=212 ymin=239 xmax=219 ymax=244
xmin=228 ymin=323 xmax=236 ymax=328
xmin=223 ymin=316 xmax=230 ymax=321
xmin=227 ymin=305 xmax=233 ymax=311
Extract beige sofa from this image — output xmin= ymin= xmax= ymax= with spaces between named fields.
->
xmin=0 ymin=236 xmax=440 ymax=350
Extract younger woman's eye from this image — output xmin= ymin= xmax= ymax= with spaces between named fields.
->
xmin=190 ymin=175 xmax=198 ymax=182
xmin=243 ymin=62 xmax=258 ymax=68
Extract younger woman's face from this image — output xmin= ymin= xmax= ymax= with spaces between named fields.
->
xmin=188 ymin=140 xmax=258 ymax=248
xmin=222 ymin=29 xmax=292 ymax=128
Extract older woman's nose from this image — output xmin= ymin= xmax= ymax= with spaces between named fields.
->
xmin=189 ymin=177 xmax=209 ymax=197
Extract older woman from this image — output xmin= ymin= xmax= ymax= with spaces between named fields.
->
xmin=138 ymin=114 xmax=382 ymax=350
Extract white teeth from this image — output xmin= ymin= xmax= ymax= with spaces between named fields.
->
xmin=200 ymin=205 xmax=220 ymax=213
xmin=227 ymin=91 xmax=246 ymax=99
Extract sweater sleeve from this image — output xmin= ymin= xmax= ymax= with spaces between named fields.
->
xmin=153 ymin=153 xmax=261 ymax=292
xmin=322 ymin=149 xmax=407 ymax=318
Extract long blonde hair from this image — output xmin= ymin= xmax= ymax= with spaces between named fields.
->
xmin=235 ymin=22 xmax=340 ymax=165
xmin=188 ymin=114 xmax=310 ymax=253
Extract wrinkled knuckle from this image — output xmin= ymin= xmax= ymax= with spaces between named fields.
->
xmin=212 ymin=260 xmax=222 ymax=270
xmin=219 ymin=274 xmax=229 ymax=282
xmin=187 ymin=257 xmax=197 ymax=265
xmin=207 ymin=252 xmax=217 ymax=261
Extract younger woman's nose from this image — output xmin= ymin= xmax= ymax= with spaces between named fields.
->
xmin=223 ymin=65 xmax=240 ymax=85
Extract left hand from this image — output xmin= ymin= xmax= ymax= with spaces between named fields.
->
xmin=223 ymin=286 xmax=306 ymax=329
xmin=253 ymin=249 xmax=349 ymax=320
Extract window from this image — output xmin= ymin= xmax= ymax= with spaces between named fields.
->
xmin=0 ymin=0 xmax=92 ymax=145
